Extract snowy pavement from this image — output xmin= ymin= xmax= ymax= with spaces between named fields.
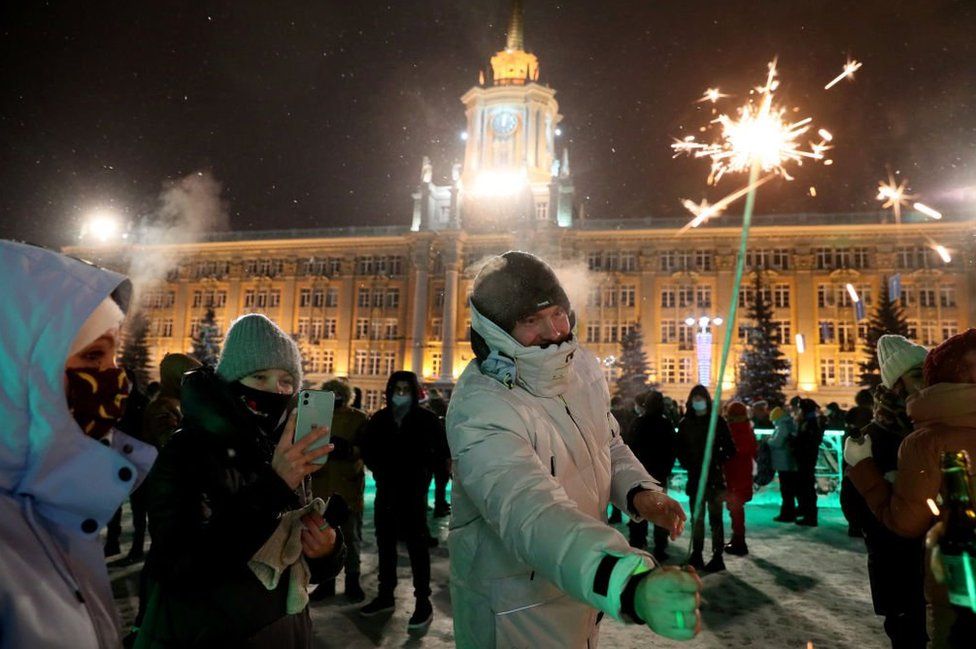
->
xmin=110 ymin=500 xmax=888 ymax=648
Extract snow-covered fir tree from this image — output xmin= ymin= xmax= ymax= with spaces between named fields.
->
xmin=190 ymin=307 xmax=222 ymax=367
xmin=858 ymin=278 xmax=910 ymax=387
xmin=736 ymin=269 xmax=789 ymax=407
xmin=614 ymin=324 xmax=650 ymax=405
xmin=119 ymin=309 xmax=152 ymax=390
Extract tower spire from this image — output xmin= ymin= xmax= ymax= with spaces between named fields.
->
xmin=506 ymin=0 xmax=524 ymax=52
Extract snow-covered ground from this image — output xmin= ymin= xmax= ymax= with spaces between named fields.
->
xmin=110 ymin=499 xmax=888 ymax=648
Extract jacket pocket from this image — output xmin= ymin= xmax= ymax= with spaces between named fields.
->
xmin=489 ymin=573 xmax=564 ymax=616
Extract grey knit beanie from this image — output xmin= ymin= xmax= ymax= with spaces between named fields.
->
xmin=216 ymin=313 xmax=303 ymax=385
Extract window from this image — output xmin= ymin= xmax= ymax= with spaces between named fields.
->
xmin=660 ymin=320 xmax=677 ymax=343
xmin=678 ymin=324 xmax=694 ymax=350
xmin=587 ymin=252 xmax=603 ymax=271
xmin=385 ymin=288 xmax=400 ymax=309
xmin=297 ymin=317 xmax=309 ymax=337
xmin=920 ymin=289 xmax=937 ymax=308
xmin=357 ymin=256 xmax=375 ymax=275
xmin=838 ymin=359 xmax=856 ymax=386
xmin=354 ymin=350 xmax=368 ymax=375
xmin=328 ymin=258 xmax=342 ymax=276
xmin=326 ymin=288 xmax=339 ymax=307
xmin=661 ymin=287 xmax=675 ymax=308
xmin=324 ymin=318 xmax=337 ymax=339
xmin=920 ymin=321 xmax=938 ymax=346
xmin=773 ymin=284 xmax=790 ymax=308
xmin=365 ymin=389 xmax=383 ymax=412
xmin=677 ymin=250 xmax=692 ymax=271
xmin=269 ymin=290 xmax=280 ymax=308
xmin=193 ymin=260 xmax=230 ymax=279
xmin=355 ymin=318 xmax=369 ymax=339
xmin=678 ymin=286 xmax=694 ymax=308
xmin=660 ymin=358 xmax=676 ymax=383
xmin=384 ymin=319 xmax=399 ymax=340
xmin=819 ymin=320 xmax=836 ymax=344
xmin=901 ymin=286 xmax=916 ymax=307
xmin=587 ymin=287 xmax=601 ymax=307
xmin=815 ymin=248 xmax=833 ymax=270
xmin=371 ymin=290 xmax=384 ymax=308
xmin=897 ymin=246 xmax=929 ymax=269
xmin=586 ymin=321 xmax=600 ymax=343
xmin=817 ymin=284 xmax=833 ymax=308
xmin=431 ymin=318 xmax=443 ymax=341
xmin=942 ymin=320 xmax=958 ymax=341
xmin=158 ymin=318 xmax=173 ymax=338
xmin=852 ymin=247 xmax=870 ymax=269
xmin=604 ymin=252 xmax=620 ymax=271
xmin=820 ymin=358 xmax=837 ymax=386
xmin=370 ymin=319 xmax=383 ymax=341
xmin=746 ymin=249 xmax=790 ymax=270
xmin=431 ymin=352 xmax=442 ymax=377
xmin=620 ymin=285 xmax=636 ymax=308
xmin=837 ymin=322 xmax=856 ymax=351
xmin=603 ymin=322 xmax=619 ymax=343
xmin=322 ymin=350 xmax=335 ymax=374
xmin=772 ymin=320 xmax=792 ymax=344
xmin=367 ymin=351 xmax=382 ymax=375
xmin=907 ymin=320 xmax=918 ymax=341
xmin=603 ymin=287 xmax=618 ymax=308
xmin=696 ymin=286 xmax=712 ymax=308
xmin=310 ymin=318 xmax=324 ymax=340
xmin=660 ymin=251 xmax=676 ymax=272
xmin=621 ymin=252 xmax=637 ymax=272
xmin=383 ymin=352 xmax=397 ymax=375
xmin=389 ymin=256 xmax=403 ymax=276
xmin=940 ymin=287 xmax=956 ymax=308
xmin=299 ymin=288 xmax=311 ymax=307
xmin=695 ymin=250 xmax=713 ymax=271
xmin=243 ymin=289 xmax=255 ymax=307
xmin=357 ymin=288 xmax=370 ymax=308
xmin=434 ymin=290 xmax=445 ymax=308
xmin=678 ymin=358 xmax=693 ymax=384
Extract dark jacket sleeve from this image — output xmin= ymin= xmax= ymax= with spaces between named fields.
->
xmin=144 ymin=432 xmax=299 ymax=586
xmin=359 ymin=413 xmax=381 ymax=473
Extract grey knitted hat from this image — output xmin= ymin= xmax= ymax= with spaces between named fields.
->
xmin=216 ymin=313 xmax=303 ymax=385
xmin=471 ymin=251 xmax=571 ymax=334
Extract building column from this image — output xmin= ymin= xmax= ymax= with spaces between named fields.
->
xmin=409 ymin=240 xmax=431 ymax=375
xmin=440 ymin=239 xmax=462 ymax=381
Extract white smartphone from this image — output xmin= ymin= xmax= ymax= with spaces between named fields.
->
xmin=294 ymin=389 xmax=335 ymax=465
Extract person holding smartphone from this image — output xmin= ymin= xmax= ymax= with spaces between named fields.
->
xmin=137 ymin=313 xmax=344 ymax=647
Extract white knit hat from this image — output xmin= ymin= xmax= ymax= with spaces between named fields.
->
xmin=877 ymin=334 xmax=928 ymax=389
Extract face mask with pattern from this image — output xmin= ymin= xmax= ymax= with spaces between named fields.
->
xmin=65 ymin=367 xmax=130 ymax=438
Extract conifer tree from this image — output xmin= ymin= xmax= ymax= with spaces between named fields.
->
xmin=190 ymin=307 xmax=222 ymax=367
xmin=858 ymin=278 xmax=910 ymax=387
xmin=119 ymin=309 xmax=152 ymax=390
xmin=615 ymin=324 xmax=650 ymax=405
xmin=736 ymin=269 xmax=789 ymax=407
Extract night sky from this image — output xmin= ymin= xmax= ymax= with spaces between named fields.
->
xmin=2 ymin=0 xmax=974 ymax=249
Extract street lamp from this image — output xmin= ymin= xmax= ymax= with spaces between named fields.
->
xmin=79 ymin=209 xmax=127 ymax=244
xmin=685 ymin=315 xmax=723 ymax=386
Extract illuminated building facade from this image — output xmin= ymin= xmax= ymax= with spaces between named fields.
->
xmin=67 ymin=3 xmax=976 ymax=410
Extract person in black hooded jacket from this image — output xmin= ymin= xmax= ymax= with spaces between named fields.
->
xmin=136 ymin=314 xmax=344 ymax=648
xmin=675 ymin=384 xmax=735 ymax=573
xmin=358 ymin=370 xmax=445 ymax=630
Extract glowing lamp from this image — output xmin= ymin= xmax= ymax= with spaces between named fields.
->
xmin=470 ymin=170 xmax=528 ymax=197
xmin=80 ymin=210 xmax=122 ymax=243
xmin=795 ymin=333 xmax=806 ymax=353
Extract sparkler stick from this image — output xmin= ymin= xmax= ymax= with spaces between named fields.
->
xmin=673 ymin=60 xmax=831 ymax=565
xmin=824 ymin=59 xmax=862 ymax=90
xmin=677 ymin=174 xmax=775 ymax=234
xmin=914 ymin=202 xmax=943 ymax=220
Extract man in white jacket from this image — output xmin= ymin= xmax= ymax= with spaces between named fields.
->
xmin=447 ymin=251 xmax=702 ymax=648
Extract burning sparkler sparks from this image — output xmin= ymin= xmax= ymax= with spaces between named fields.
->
xmin=678 ymin=175 xmax=775 ymax=232
xmin=933 ymin=245 xmax=952 ymax=263
xmin=672 ymin=60 xmax=831 ymax=185
xmin=914 ymin=202 xmax=943 ymax=220
xmin=697 ymin=87 xmax=730 ymax=103
xmin=824 ymin=58 xmax=863 ymax=90
xmin=876 ymin=172 xmax=917 ymax=223
xmin=846 ymin=283 xmax=861 ymax=304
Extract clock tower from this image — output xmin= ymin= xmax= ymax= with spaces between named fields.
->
xmin=410 ymin=0 xmax=574 ymax=232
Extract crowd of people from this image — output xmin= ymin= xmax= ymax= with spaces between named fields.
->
xmin=2 ymin=241 xmax=974 ymax=648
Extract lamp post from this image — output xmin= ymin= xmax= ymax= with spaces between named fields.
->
xmin=684 ymin=315 xmax=723 ymax=386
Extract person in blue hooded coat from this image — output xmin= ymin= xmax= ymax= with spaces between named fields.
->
xmin=0 ymin=240 xmax=157 ymax=649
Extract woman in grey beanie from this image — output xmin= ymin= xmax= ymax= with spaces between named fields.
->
xmin=138 ymin=313 xmax=345 ymax=648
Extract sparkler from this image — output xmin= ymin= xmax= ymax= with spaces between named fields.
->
xmin=671 ymin=59 xmax=832 ymax=566
xmin=824 ymin=58 xmax=863 ymax=90
xmin=846 ymin=283 xmax=861 ymax=304
xmin=696 ymin=87 xmax=729 ymax=103
xmin=672 ymin=60 xmax=831 ymax=185
xmin=876 ymin=172 xmax=916 ymax=223
xmin=933 ymin=245 xmax=952 ymax=263
xmin=914 ymin=202 xmax=943 ymax=220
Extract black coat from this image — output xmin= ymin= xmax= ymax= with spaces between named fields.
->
xmin=675 ymin=412 xmax=735 ymax=497
xmin=625 ymin=413 xmax=677 ymax=483
xmin=361 ymin=404 xmax=445 ymax=509
xmin=794 ymin=414 xmax=825 ymax=469
xmin=139 ymin=368 xmax=344 ymax=647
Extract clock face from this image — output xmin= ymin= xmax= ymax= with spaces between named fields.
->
xmin=491 ymin=111 xmax=518 ymax=138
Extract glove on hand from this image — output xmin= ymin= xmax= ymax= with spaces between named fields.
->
xmin=634 ymin=566 xmax=702 ymax=641
xmin=843 ymin=434 xmax=873 ymax=467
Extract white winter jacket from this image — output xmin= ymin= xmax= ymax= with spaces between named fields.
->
xmin=0 ymin=241 xmax=156 ymax=648
xmin=446 ymin=303 xmax=660 ymax=649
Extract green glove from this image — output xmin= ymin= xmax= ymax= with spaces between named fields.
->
xmin=634 ymin=566 xmax=702 ymax=641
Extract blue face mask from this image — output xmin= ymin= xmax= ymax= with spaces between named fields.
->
xmin=692 ymin=399 xmax=707 ymax=413
xmin=392 ymin=394 xmax=412 ymax=408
